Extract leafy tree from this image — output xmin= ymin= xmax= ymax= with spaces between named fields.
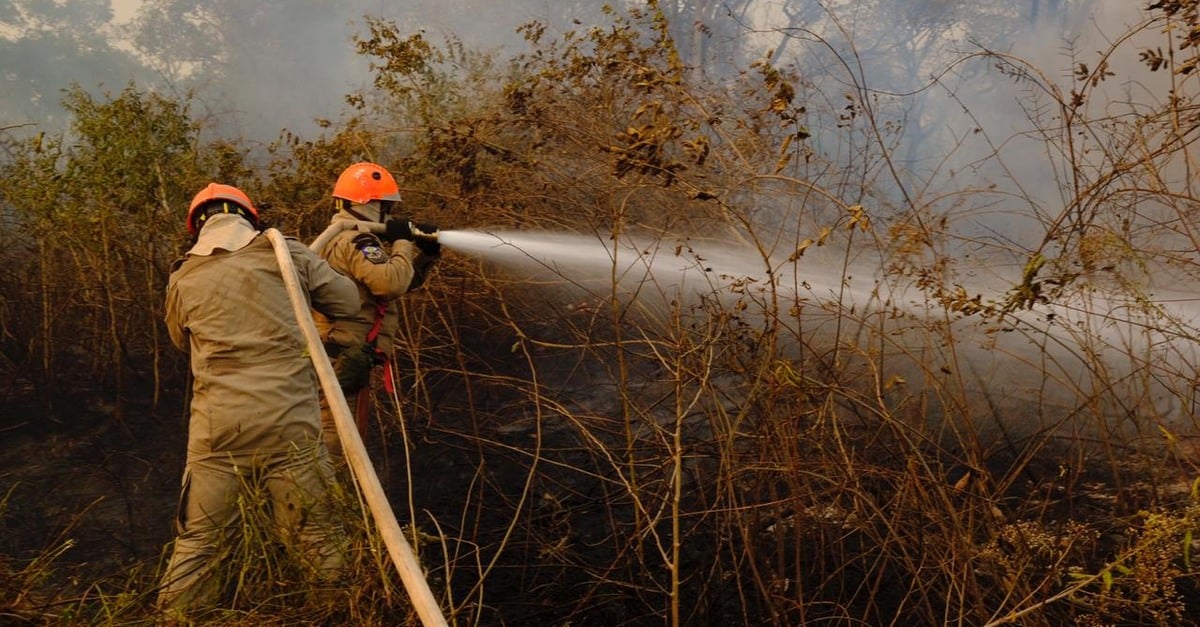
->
xmin=1144 ymin=1 xmax=1200 ymax=77
xmin=0 ymin=84 xmax=238 ymax=413
xmin=334 ymin=6 xmax=852 ymax=623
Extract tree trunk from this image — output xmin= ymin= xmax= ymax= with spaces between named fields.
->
xmin=100 ymin=214 xmax=126 ymax=423
xmin=38 ymin=236 xmax=54 ymax=411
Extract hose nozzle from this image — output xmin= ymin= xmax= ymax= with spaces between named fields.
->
xmin=404 ymin=221 xmax=441 ymax=256
xmin=409 ymin=222 xmax=439 ymax=242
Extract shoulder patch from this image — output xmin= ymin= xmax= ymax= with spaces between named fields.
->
xmin=353 ymin=233 xmax=388 ymax=264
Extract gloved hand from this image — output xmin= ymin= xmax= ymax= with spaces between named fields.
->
xmin=411 ymin=223 xmax=440 ymax=256
xmin=382 ymin=218 xmax=414 ymax=243
xmin=384 ymin=218 xmax=440 ymax=256
xmin=333 ymin=343 xmax=375 ymax=391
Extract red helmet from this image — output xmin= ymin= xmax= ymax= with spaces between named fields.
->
xmin=332 ymin=162 xmax=402 ymax=205
xmin=187 ymin=183 xmax=258 ymax=235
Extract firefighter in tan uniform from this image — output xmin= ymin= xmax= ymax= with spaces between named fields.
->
xmin=313 ymin=162 xmax=441 ymax=459
xmin=158 ymin=184 xmax=360 ymax=618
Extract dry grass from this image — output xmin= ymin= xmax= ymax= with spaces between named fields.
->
xmin=2 ymin=3 xmax=1200 ymax=625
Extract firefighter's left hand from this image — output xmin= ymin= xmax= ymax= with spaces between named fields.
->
xmin=410 ymin=222 xmax=440 ymax=256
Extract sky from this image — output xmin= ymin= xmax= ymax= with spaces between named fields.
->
xmin=87 ymin=2 xmax=1170 ymax=246
xmin=90 ymin=1 xmax=1151 ymax=144
xmin=27 ymin=1 xmax=1185 ymax=229
xmin=95 ymin=0 xmax=574 ymax=139
xmin=111 ymin=0 xmax=139 ymax=22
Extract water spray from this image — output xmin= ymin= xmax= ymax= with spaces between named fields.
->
xmin=310 ymin=220 xmax=1200 ymax=455
xmin=446 ymin=227 xmax=1200 ymax=443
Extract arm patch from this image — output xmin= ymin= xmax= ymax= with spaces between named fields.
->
xmin=352 ymin=233 xmax=388 ymax=264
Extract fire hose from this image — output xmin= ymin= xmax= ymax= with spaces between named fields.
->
xmin=265 ymin=227 xmax=449 ymax=627
xmin=308 ymin=218 xmax=383 ymax=252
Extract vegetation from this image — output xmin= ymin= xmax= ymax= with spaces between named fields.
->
xmin=2 ymin=1 xmax=1199 ymax=625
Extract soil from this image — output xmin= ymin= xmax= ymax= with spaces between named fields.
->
xmin=0 ymin=343 xmax=649 ymax=625
xmin=0 ymin=385 xmax=186 ymax=595
xmin=3 ymin=346 xmax=1199 ymax=626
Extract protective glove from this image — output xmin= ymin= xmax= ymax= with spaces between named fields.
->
xmin=384 ymin=218 xmax=440 ymax=256
xmin=333 ymin=343 xmax=375 ymax=391
xmin=411 ymin=224 xmax=441 ymax=257
xmin=382 ymin=218 xmax=412 ymax=243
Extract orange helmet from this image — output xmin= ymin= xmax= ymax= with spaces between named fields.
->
xmin=332 ymin=162 xmax=402 ymax=205
xmin=187 ymin=183 xmax=258 ymax=235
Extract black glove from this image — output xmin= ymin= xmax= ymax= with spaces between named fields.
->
xmin=382 ymin=218 xmax=413 ymax=243
xmin=411 ymin=223 xmax=441 ymax=257
xmin=333 ymin=343 xmax=375 ymax=391
xmin=384 ymin=218 xmax=440 ymax=256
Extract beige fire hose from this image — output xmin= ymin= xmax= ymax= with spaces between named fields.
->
xmin=308 ymin=218 xmax=385 ymax=253
xmin=265 ymin=228 xmax=449 ymax=627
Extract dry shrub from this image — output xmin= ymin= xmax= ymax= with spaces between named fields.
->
xmin=347 ymin=5 xmax=1200 ymax=625
xmin=2 ymin=3 xmax=1200 ymax=626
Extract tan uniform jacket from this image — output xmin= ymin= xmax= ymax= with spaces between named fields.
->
xmin=313 ymin=213 xmax=432 ymax=354
xmin=165 ymin=227 xmax=359 ymax=462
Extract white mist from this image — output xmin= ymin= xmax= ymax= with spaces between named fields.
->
xmin=436 ymin=228 xmax=1200 ymax=448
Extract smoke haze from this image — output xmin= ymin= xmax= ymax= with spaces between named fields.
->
xmin=3 ymin=3 xmax=1140 ymax=137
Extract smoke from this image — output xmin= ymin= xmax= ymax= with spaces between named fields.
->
xmin=6 ymin=0 xmax=600 ymax=142
xmin=443 ymin=222 xmax=1200 ymax=445
xmin=19 ymin=2 xmax=1155 ymax=167
xmin=125 ymin=0 xmax=610 ymax=143
xmin=743 ymin=2 xmax=1163 ymax=259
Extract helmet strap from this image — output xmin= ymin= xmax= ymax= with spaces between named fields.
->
xmin=194 ymin=201 xmax=256 ymax=232
xmin=336 ymin=197 xmax=368 ymax=222
xmin=338 ymin=199 xmax=386 ymax=223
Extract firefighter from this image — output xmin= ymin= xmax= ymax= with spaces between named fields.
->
xmin=313 ymin=162 xmax=441 ymax=460
xmin=158 ymin=183 xmax=359 ymax=618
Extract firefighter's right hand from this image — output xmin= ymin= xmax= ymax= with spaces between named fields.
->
xmin=384 ymin=218 xmax=440 ymax=256
xmin=382 ymin=218 xmax=413 ymax=243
